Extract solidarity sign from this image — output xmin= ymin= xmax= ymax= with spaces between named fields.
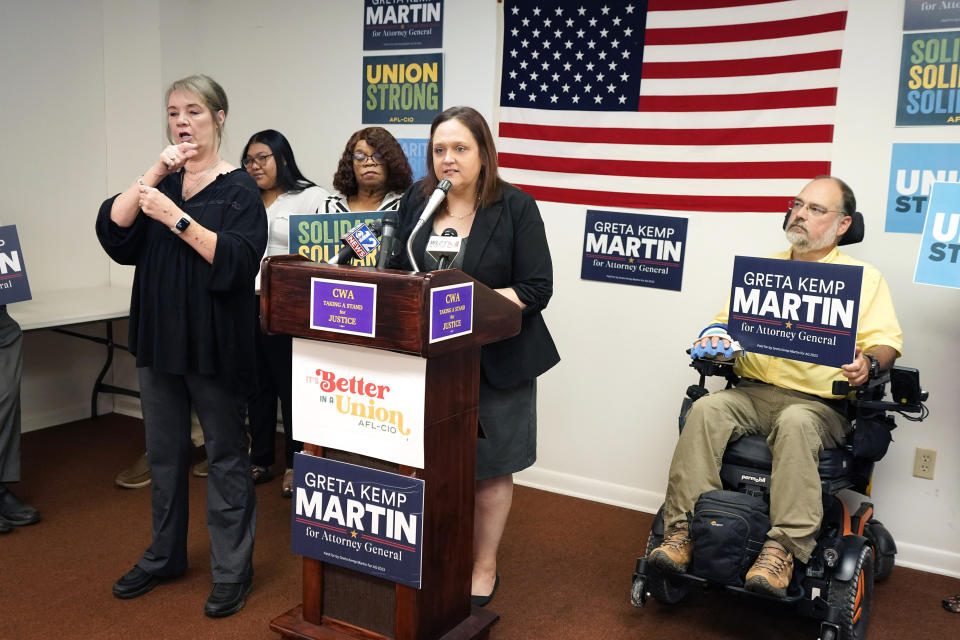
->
xmin=727 ymin=256 xmax=863 ymax=368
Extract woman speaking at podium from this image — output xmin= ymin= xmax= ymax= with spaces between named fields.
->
xmin=95 ymin=75 xmax=265 ymax=618
xmin=389 ymin=106 xmax=560 ymax=607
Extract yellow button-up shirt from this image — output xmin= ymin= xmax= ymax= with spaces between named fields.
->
xmin=712 ymin=247 xmax=903 ymax=398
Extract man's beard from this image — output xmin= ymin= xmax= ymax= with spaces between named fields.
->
xmin=786 ymin=217 xmax=841 ymax=253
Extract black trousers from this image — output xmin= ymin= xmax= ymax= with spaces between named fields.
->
xmin=0 ymin=325 xmax=22 ymax=484
xmin=248 ymin=320 xmax=299 ymax=470
xmin=137 ymin=367 xmax=256 ymax=582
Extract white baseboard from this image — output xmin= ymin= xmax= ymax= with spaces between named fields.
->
xmin=22 ymin=404 xmax=93 ymax=433
xmin=515 ymin=464 xmax=960 ymax=579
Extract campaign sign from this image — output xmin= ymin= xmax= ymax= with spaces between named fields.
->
xmin=291 ymin=453 xmax=424 ymax=589
xmin=290 ymin=213 xmax=384 ymax=266
xmin=904 ymin=0 xmax=960 ymax=31
xmin=896 ymin=31 xmax=960 ymax=126
xmin=363 ymin=0 xmax=443 ymax=51
xmin=914 ymin=181 xmax=960 ymax=289
xmin=429 ymin=282 xmax=473 ymax=343
xmin=363 ymin=53 xmax=442 ymax=125
xmin=727 ymin=256 xmax=863 ymax=368
xmin=0 ymin=226 xmax=32 ymax=305
xmin=398 ymin=138 xmax=429 ymax=182
xmin=886 ymin=143 xmax=960 ymax=234
xmin=580 ymin=209 xmax=687 ymax=291
xmin=310 ymin=278 xmax=377 ymax=338
xmin=291 ymin=339 xmax=427 ymax=468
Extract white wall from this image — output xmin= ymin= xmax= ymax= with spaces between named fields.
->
xmin=3 ymin=0 xmax=958 ymax=577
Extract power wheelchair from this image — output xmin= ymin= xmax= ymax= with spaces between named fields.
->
xmin=629 ymin=357 xmax=928 ymax=640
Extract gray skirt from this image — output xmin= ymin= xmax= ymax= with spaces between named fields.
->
xmin=476 ymin=374 xmax=537 ymax=480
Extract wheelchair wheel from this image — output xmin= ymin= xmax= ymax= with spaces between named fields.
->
xmin=643 ymin=527 xmax=689 ymax=605
xmin=827 ymin=543 xmax=874 ymax=640
xmin=863 ymin=520 xmax=895 ymax=583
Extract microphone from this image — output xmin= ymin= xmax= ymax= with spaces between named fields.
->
xmin=406 ymin=179 xmax=452 ymax=271
xmin=327 ymin=221 xmax=381 ymax=265
xmin=375 ymin=211 xmax=400 ymax=269
xmin=426 ymin=228 xmax=461 ymax=270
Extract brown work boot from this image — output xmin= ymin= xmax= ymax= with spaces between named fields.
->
xmin=745 ymin=539 xmax=794 ymax=597
xmin=648 ymin=521 xmax=692 ymax=573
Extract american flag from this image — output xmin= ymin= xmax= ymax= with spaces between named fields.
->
xmin=496 ymin=0 xmax=847 ymax=213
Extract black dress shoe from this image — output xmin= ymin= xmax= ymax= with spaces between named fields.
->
xmin=0 ymin=519 xmax=11 ymax=534
xmin=471 ymin=574 xmax=500 ymax=608
xmin=113 ymin=566 xmax=171 ymax=599
xmin=204 ymin=578 xmax=252 ymax=618
xmin=0 ymin=486 xmax=40 ymax=526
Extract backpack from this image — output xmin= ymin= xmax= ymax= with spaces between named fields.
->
xmin=689 ymin=489 xmax=771 ymax=586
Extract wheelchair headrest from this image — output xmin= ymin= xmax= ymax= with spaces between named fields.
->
xmin=781 ymin=210 xmax=865 ymax=246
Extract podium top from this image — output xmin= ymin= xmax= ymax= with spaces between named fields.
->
xmin=260 ymin=255 xmax=521 ymax=357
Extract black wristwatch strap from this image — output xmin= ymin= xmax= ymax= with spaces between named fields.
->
xmin=865 ymin=353 xmax=879 ymax=379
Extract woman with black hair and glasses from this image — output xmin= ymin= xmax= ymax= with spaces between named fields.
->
xmin=323 ymin=126 xmax=412 ymax=212
xmin=242 ymin=129 xmax=329 ymax=497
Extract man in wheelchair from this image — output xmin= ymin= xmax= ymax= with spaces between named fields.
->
xmin=647 ymin=176 xmax=902 ymax=598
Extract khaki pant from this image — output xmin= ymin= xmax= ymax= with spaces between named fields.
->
xmin=663 ymin=380 xmax=850 ymax=562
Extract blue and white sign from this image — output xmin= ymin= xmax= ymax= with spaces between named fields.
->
xmin=398 ymin=138 xmax=429 ymax=182
xmin=727 ymin=256 xmax=863 ymax=368
xmin=886 ymin=143 xmax=960 ymax=234
xmin=291 ymin=453 xmax=424 ymax=588
xmin=0 ymin=225 xmax=31 ymax=305
xmin=580 ymin=210 xmax=687 ymax=291
xmin=915 ymin=181 xmax=960 ymax=289
xmin=363 ymin=0 xmax=443 ymax=51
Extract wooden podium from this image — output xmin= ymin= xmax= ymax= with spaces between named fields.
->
xmin=261 ymin=255 xmax=521 ymax=640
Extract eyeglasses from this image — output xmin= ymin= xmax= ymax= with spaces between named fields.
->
xmin=353 ymin=151 xmax=383 ymax=164
xmin=242 ymin=154 xmax=273 ymax=168
xmin=788 ymin=198 xmax=844 ymax=217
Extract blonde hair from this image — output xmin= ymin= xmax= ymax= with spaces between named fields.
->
xmin=164 ymin=74 xmax=229 ymax=147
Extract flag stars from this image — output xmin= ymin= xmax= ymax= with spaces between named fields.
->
xmin=508 ymin=91 xmax=516 ymax=100
xmin=554 ymin=29 xmax=562 ymax=38
xmin=543 ymin=39 xmax=551 ymax=49
xmin=620 ymin=72 xmax=629 ymax=82
xmin=596 ymin=71 xmax=605 ymax=81
xmin=531 ymin=50 xmax=540 ymax=59
xmin=530 ymin=71 xmax=539 ymax=80
xmin=509 ymin=70 xmax=518 ymax=79
xmin=624 ymin=27 xmax=633 ymax=37
xmin=600 ymin=28 xmax=609 ymax=38
xmin=511 ymin=6 xmax=519 ymax=15
xmin=594 ymin=95 xmax=603 ymax=104
xmin=541 ymin=61 xmax=550 ymax=70
xmin=587 ymin=39 xmax=596 ymax=49
xmin=532 ymin=29 xmax=540 ymax=38
xmin=607 ymin=83 xmax=616 ymax=93
xmin=519 ymin=81 xmax=527 ymax=90
xmin=575 ymin=51 xmax=584 ymax=60
xmin=608 ymin=61 xmax=618 ymax=70
xmin=544 ymin=18 xmax=552 ymax=27
xmin=589 ymin=17 xmax=597 ymax=26
xmin=598 ymin=51 xmax=607 ymax=60
xmin=552 ymin=72 xmax=560 ymax=81
xmin=577 ymin=6 xmax=587 ymax=16
xmin=585 ymin=62 xmax=595 ymax=71
xmin=561 ymin=83 xmax=570 ymax=92
xmin=532 ymin=7 xmax=541 ymax=16
xmin=618 ymin=95 xmax=627 ymax=104
xmin=566 ymin=18 xmax=574 ymax=27
xmin=511 ymin=28 xmax=519 ymax=37
xmin=529 ymin=92 xmax=537 ymax=101
xmin=563 ymin=62 xmax=572 ymax=71
xmin=576 ymin=28 xmax=585 ymax=38
xmin=612 ymin=17 xmax=621 ymax=26
xmin=540 ymin=82 xmax=548 ymax=92
xmin=573 ymin=72 xmax=582 ymax=82
xmin=550 ymin=94 xmax=559 ymax=103
xmin=584 ymin=83 xmax=592 ymax=92
xmin=510 ymin=49 xmax=518 ymax=58
xmin=625 ymin=4 xmax=635 ymax=13
xmin=601 ymin=5 xmax=610 ymax=14
xmin=555 ymin=7 xmax=563 ymax=15
xmin=553 ymin=51 xmax=561 ymax=60
xmin=611 ymin=39 xmax=620 ymax=49
xmin=519 ymin=60 xmax=528 ymax=69
xmin=521 ymin=38 xmax=529 ymax=48
xmin=522 ymin=17 xmax=529 ymax=26
xmin=622 ymin=50 xmax=631 ymax=59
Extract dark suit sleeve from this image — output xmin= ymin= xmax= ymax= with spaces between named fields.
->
xmin=507 ymin=193 xmax=553 ymax=315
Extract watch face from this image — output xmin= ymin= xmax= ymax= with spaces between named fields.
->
xmin=175 ymin=217 xmax=191 ymax=232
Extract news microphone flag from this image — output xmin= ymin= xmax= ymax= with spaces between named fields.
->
xmin=497 ymin=0 xmax=847 ymax=213
xmin=343 ymin=223 xmax=380 ymax=260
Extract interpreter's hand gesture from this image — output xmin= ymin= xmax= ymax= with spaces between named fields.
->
xmin=157 ymin=142 xmax=198 ymax=174
xmin=138 ymin=185 xmax=179 ymax=226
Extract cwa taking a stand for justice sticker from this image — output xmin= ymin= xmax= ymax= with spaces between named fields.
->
xmin=726 ymin=256 xmax=862 ymax=368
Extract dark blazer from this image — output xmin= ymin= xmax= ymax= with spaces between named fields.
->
xmin=390 ymin=181 xmax=560 ymax=388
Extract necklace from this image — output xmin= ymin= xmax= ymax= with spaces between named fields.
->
xmin=182 ymin=157 xmax=222 ymax=199
xmin=444 ymin=201 xmax=478 ymax=220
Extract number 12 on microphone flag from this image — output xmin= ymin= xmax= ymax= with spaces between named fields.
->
xmin=496 ymin=0 xmax=848 ymax=213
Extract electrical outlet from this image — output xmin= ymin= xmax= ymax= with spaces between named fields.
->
xmin=913 ymin=447 xmax=936 ymax=480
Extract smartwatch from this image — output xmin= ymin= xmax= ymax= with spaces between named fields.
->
xmin=865 ymin=353 xmax=879 ymax=379
xmin=171 ymin=213 xmax=192 ymax=235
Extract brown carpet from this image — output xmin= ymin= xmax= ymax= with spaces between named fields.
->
xmin=3 ymin=413 xmax=957 ymax=639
